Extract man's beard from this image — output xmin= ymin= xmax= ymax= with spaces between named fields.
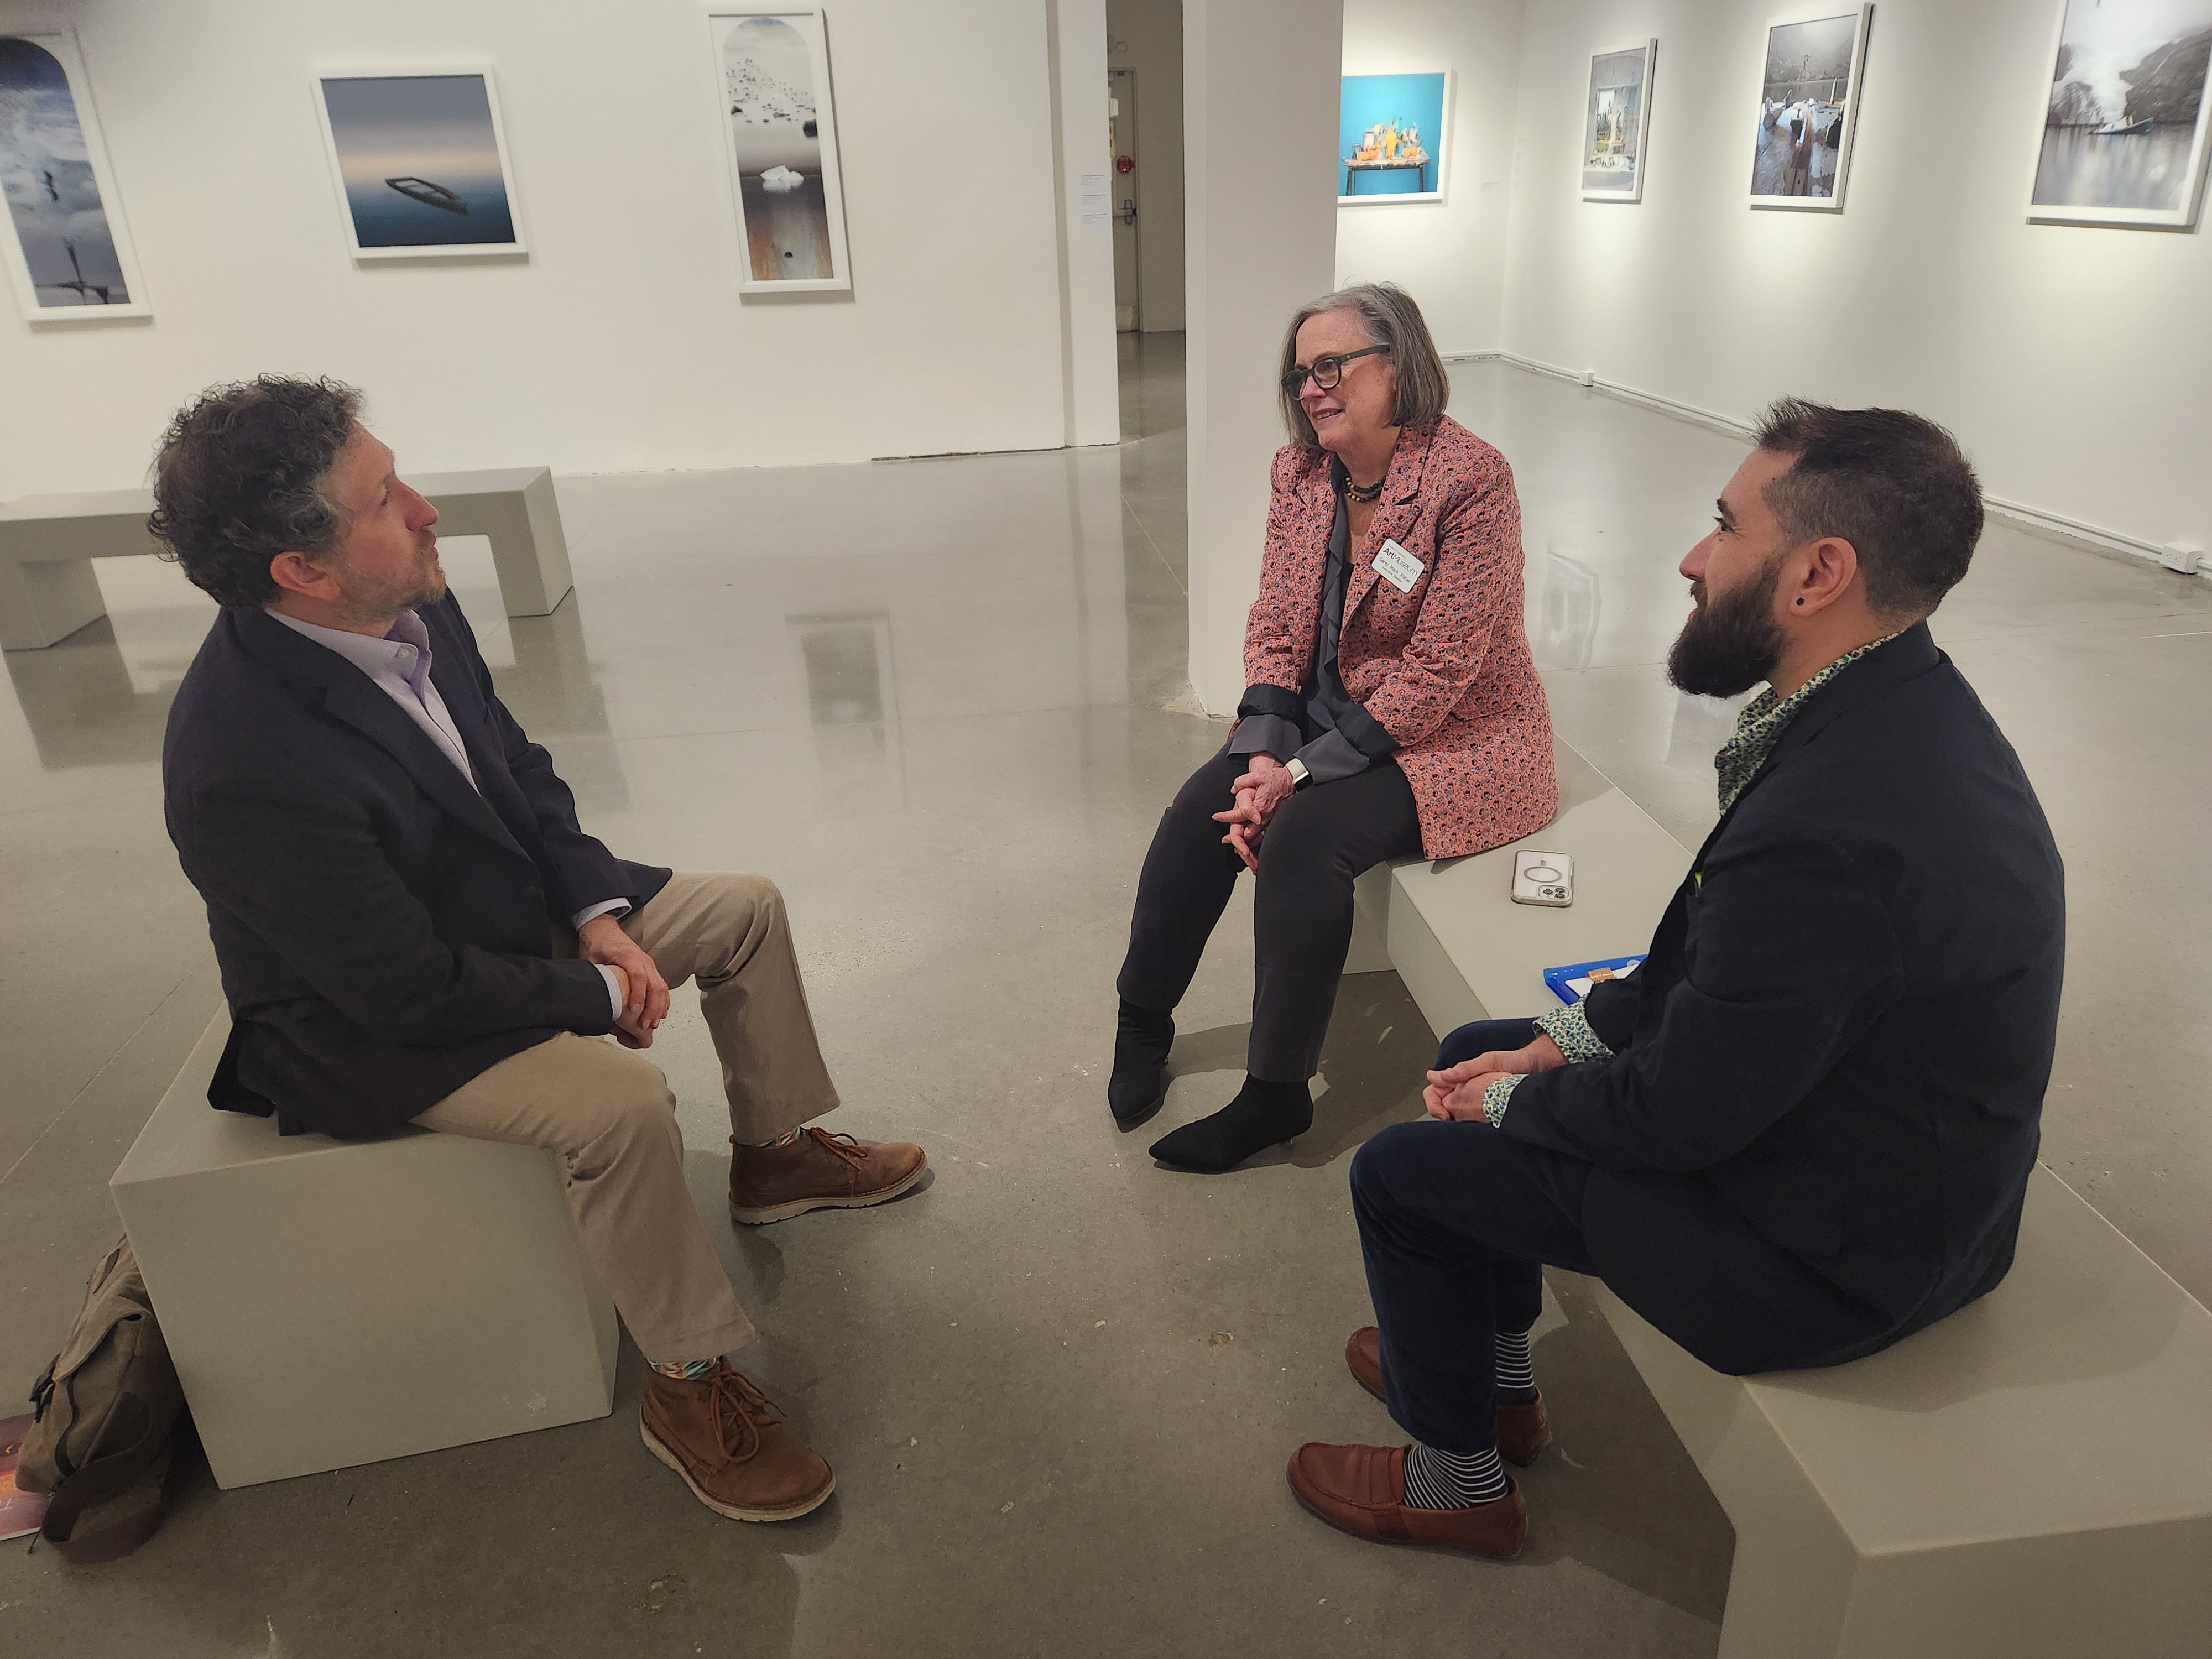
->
xmin=1666 ymin=554 xmax=1787 ymax=697
xmin=333 ymin=534 xmax=446 ymax=627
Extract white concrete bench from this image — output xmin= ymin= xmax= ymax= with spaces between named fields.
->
xmin=111 ymin=1010 xmax=615 ymax=1489
xmin=0 ymin=467 xmax=573 ymax=650
xmin=1352 ymin=739 xmax=2212 ymax=1658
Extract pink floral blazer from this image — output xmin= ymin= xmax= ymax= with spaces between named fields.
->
xmin=1241 ymin=415 xmax=1557 ymax=860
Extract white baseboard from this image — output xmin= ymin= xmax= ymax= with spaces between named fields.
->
xmin=1444 ymin=350 xmax=2211 ymax=580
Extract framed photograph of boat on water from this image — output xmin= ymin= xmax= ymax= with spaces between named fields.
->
xmin=1747 ymin=5 xmax=1872 ymax=212
xmin=310 ymin=69 xmax=526 ymax=260
xmin=1582 ymin=41 xmax=1657 ymax=203
xmin=0 ymin=30 xmax=152 ymax=321
xmin=708 ymin=8 xmax=852 ymax=292
xmin=2028 ymin=0 xmax=2212 ymax=229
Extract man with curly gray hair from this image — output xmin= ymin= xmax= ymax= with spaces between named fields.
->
xmin=155 ymin=376 xmax=927 ymax=1522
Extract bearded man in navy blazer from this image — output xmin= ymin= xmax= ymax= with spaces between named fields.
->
xmin=156 ymin=375 xmax=925 ymax=1523
xmin=1285 ymin=400 xmax=2067 ymax=1560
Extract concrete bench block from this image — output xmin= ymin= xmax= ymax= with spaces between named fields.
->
xmin=1352 ymin=738 xmax=1687 ymax=1032
xmin=111 ymin=1012 xmax=617 ymax=1489
xmin=0 ymin=468 xmax=573 ymax=649
xmin=1594 ymin=1165 xmax=2212 ymax=1658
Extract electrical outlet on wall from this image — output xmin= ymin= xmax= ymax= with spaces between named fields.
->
xmin=2159 ymin=540 xmax=2205 ymax=575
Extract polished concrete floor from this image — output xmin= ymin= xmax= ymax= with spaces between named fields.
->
xmin=2 ymin=335 xmax=2206 ymax=1656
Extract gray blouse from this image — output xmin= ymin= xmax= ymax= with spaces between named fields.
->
xmin=1230 ymin=467 xmax=1399 ymax=784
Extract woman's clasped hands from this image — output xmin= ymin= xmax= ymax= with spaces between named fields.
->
xmin=1213 ymin=753 xmax=1299 ymax=871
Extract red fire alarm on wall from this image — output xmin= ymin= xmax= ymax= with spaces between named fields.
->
xmin=1115 ymin=154 xmax=1135 ymax=174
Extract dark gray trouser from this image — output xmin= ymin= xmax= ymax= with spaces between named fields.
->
xmin=1116 ymin=743 xmax=1422 ymax=1080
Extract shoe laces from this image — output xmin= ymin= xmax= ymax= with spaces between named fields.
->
xmin=705 ymin=1364 xmax=784 ymax=1464
xmin=802 ymin=1126 xmax=869 ymax=1168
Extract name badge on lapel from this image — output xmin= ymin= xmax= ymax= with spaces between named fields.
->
xmin=1372 ymin=539 xmax=1425 ymax=594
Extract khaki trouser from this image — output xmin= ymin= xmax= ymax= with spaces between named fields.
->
xmin=415 ymin=871 xmax=839 ymax=1363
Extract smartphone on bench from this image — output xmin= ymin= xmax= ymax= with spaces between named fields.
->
xmin=1510 ymin=849 xmax=1574 ymax=907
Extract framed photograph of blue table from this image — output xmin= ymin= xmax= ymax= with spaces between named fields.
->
xmin=1339 ymin=71 xmax=1451 ymax=204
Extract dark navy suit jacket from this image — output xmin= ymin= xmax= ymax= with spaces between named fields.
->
xmin=162 ymin=596 xmax=670 ymax=1139
xmin=1501 ymin=625 xmax=2067 ymax=1373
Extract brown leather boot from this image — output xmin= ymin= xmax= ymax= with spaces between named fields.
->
xmin=729 ymin=1126 xmax=928 ymax=1225
xmin=1345 ymin=1326 xmax=1552 ymax=1468
xmin=1287 ymin=1442 xmax=1525 ymax=1558
xmin=640 ymin=1361 xmax=834 ymax=1521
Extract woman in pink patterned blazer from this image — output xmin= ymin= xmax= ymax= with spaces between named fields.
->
xmin=1112 ymin=284 xmax=1558 ymax=1173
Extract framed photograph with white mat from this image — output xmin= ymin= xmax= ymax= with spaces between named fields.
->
xmin=1338 ymin=71 xmax=1452 ymax=204
xmin=1747 ymin=5 xmax=1873 ymax=211
xmin=708 ymin=7 xmax=852 ymax=291
xmin=2027 ymin=0 xmax=2212 ymax=229
xmin=0 ymin=30 xmax=151 ymax=321
xmin=310 ymin=67 xmax=528 ymax=260
xmin=1582 ymin=40 xmax=1658 ymax=203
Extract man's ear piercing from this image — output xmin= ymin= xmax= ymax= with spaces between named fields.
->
xmin=1794 ymin=598 xmax=1805 ymax=607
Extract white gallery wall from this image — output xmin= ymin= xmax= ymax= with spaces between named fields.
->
xmin=1497 ymin=0 xmax=2212 ymax=559
xmin=1335 ymin=0 xmax=1525 ymax=354
xmin=0 ymin=0 xmax=1078 ymax=499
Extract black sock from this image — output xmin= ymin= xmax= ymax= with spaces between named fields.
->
xmin=1109 ymin=999 xmax=1175 ymax=1124
xmin=1148 ymin=1074 xmax=1312 ymax=1172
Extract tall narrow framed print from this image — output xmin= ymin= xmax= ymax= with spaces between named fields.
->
xmin=0 ymin=32 xmax=150 ymax=320
xmin=2029 ymin=0 xmax=2212 ymax=229
xmin=709 ymin=8 xmax=852 ymax=291
xmin=311 ymin=69 xmax=526 ymax=260
xmin=1583 ymin=41 xmax=1657 ymax=202
xmin=1748 ymin=5 xmax=1873 ymax=211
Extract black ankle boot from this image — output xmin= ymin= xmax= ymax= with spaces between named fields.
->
xmin=1109 ymin=1000 xmax=1175 ymax=1127
xmin=1149 ymin=1075 xmax=1313 ymax=1172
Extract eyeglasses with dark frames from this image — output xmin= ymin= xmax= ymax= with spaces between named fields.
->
xmin=1281 ymin=344 xmax=1390 ymax=398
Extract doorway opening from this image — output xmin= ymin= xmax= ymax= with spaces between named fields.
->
xmin=1105 ymin=2 xmax=1185 ymax=337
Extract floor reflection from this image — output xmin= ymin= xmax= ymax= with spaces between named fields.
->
xmin=4 ymin=617 xmax=175 ymax=769
xmin=1532 ymin=547 xmax=1603 ymax=672
xmin=790 ymin=609 xmax=905 ymax=801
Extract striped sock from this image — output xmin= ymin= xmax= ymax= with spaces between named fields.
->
xmin=1404 ymin=1441 xmax=1510 ymax=1509
xmin=650 ymin=1357 xmax=718 ymax=1381
xmin=749 ymin=1128 xmax=806 ymax=1149
xmin=1495 ymin=1324 xmax=1537 ymax=1403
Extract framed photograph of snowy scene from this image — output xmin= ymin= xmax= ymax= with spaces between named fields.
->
xmin=1747 ymin=6 xmax=1872 ymax=211
xmin=709 ymin=8 xmax=852 ymax=291
xmin=0 ymin=31 xmax=151 ymax=321
xmin=2028 ymin=0 xmax=2212 ymax=229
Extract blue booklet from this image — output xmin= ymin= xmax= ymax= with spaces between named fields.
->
xmin=1542 ymin=954 xmax=1646 ymax=1006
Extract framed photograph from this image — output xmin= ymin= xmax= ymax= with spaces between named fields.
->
xmin=311 ymin=69 xmax=526 ymax=260
xmin=1338 ymin=72 xmax=1452 ymax=204
xmin=709 ymin=8 xmax=852 ymax=292
xmin=0 ymin=31 xmax=150 ymax=320
xmin=1583 ymin=41 xmax=1658 ymax=203
xmin=1748 ymin=6 xmax=1873 ymax=211
xmin=2028 ymin=0 xmax=2212 ymax=228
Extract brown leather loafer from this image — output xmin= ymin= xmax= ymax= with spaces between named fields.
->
xmin=1345 ymin=1326 xmax=1552 ymax=1468
xmin=640 ymin=1361 xmax=834 ymax=1521
xmin=1287 ymin=1441 xmax=1525 ymax=1558
xmin=729 ymin=1126 xmax=928 ymax=1225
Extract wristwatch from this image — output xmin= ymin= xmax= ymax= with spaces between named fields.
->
xmin=1284 ymin=758 xmax=1313 ymax=790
